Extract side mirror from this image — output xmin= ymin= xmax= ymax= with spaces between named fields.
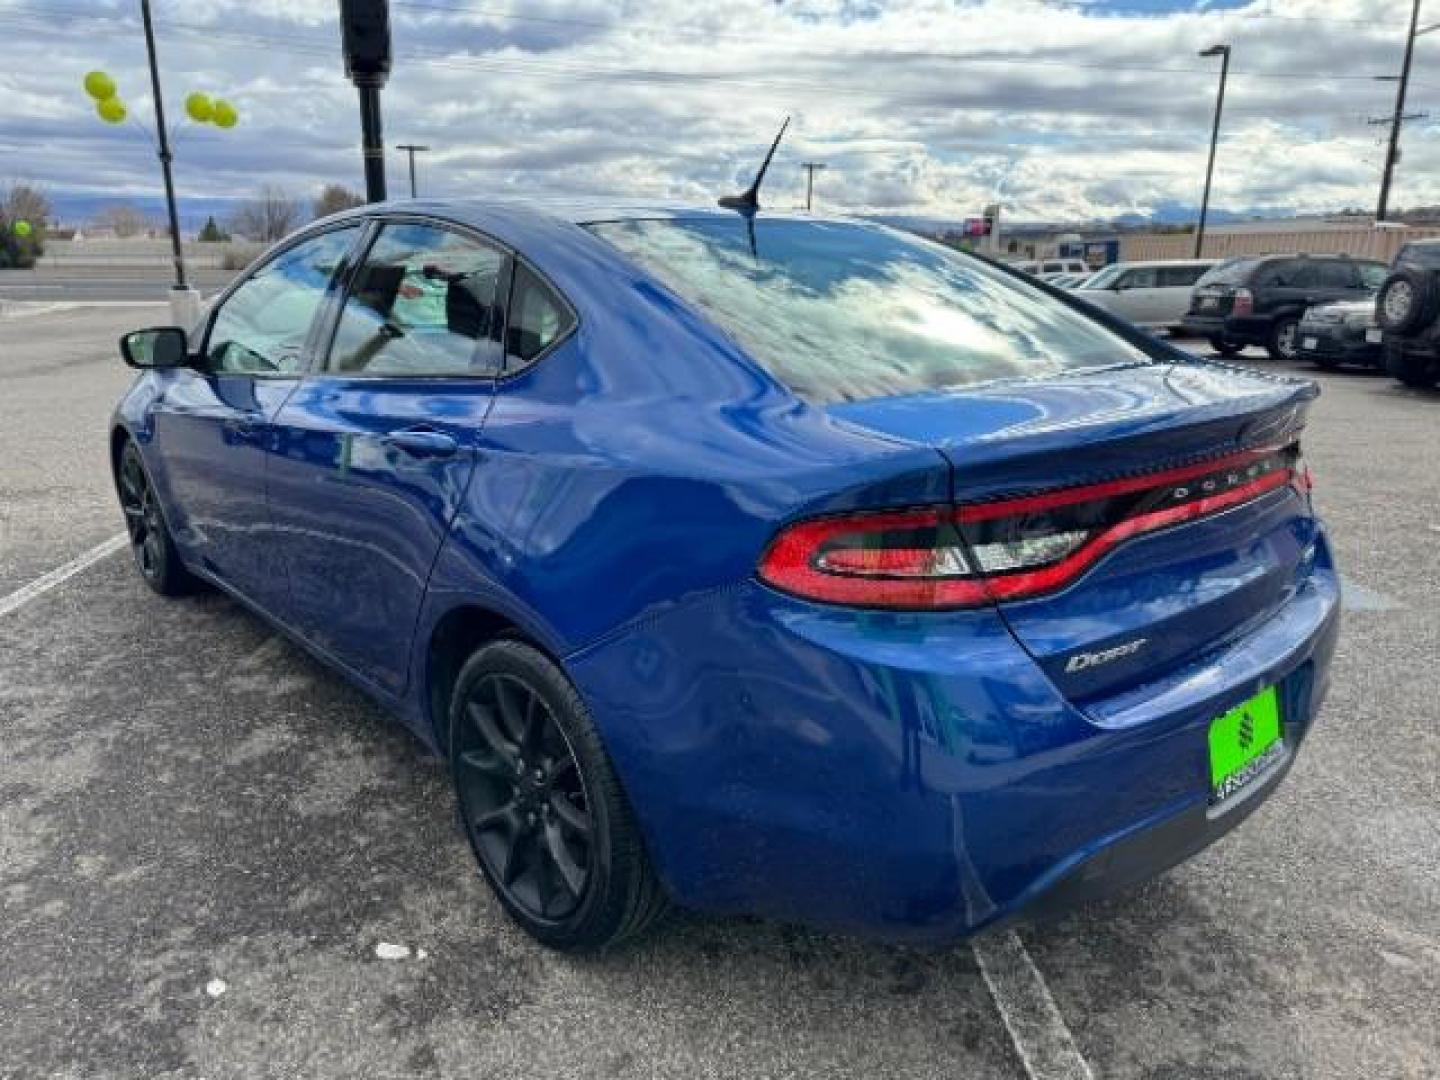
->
xmin=120 ymin=326 xmax=190 ymax=370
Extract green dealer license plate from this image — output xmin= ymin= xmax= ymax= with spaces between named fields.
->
xmin=1209 ymin=686 xmax=1284 ymax=804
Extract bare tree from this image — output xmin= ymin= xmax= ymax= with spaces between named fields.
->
xmin=228 ymin=185 xmax=302 ymax=243
xmin=1 ymin=182 xmax=51 ymax=267
xmin=3 ymin=182 xmax=52 ymax=227
xmin=93 ymin=203 xmax=155 ymax=238
xmin=313 ymin=183 xmax=364 ymax=220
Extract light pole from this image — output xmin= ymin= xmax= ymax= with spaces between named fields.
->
xmin=800 ymin=162 xmax=827 ymax=211
xmin=1376 ymin=0 xmax=1439 ymax=222
xmin=82 ymin=18 xmax=238 ymax=325
xmin=396 ymin=143 xmax=430 ymax=198
xmin=1195 ymin=43 xmax=1230 ymax=259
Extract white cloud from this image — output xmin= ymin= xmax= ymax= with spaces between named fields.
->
xmin=0 ymin=0 xmax=1432 ymax=221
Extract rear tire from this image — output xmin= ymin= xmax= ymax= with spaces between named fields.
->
xmin=1386 ymin=347 xmax=1439 ymax=389
xmin=1267 ymin=316 xmax=1301 ymax=361
xmin=116 ymin=440 xmax=199 ymax=596
xmin=1311 ymin=353 xmax=1342 ymax=371
xmin=1208 ymin=336 xmax=1243 ymax=356
xmin=449 ymin=640 xmax=669 ymax=951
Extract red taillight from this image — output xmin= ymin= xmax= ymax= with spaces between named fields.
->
xmin=1232 ymin=287 xmax=1255 ymax=317
xmin=757 ymin=444 xmax=1305 ymax=610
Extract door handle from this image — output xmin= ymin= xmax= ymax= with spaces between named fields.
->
xmin=225 ymin=418 xmax=262 ymax=444
xmin=382 ymin=428 xmax=459 ymax=457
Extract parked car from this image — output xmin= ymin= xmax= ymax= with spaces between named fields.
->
xmin=111 ymin=202 xmax=1338 ymax=951
xmin=1296 ymin=300 xmax=1383 ymax=370
xmin=1374 ymin=239 xmax=1440 ymax=388
xmin=1073 ymin=259 xmax=1216 ymax=331
xmin=1043 ymin=271 xmax=1092 ymax=288
xmin=1183 ymin=254 xmax=1388 ymax=360
xmin=1015 ymin=257 xmax=1089 ymax=277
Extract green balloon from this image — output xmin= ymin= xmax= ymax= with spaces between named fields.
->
xmin=84 ymin=70 xmax=116 ymax=101
xmin=97 ymin=96 xmax=127 ymax=124
xmin=185 ymin=92 xmax=213 ymax=123
xmin=210 ymin=99 xmax=238 ymax=129
xmin=13 ymin=220 xmax=32 ymax=238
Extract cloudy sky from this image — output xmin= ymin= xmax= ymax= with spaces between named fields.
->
xmin=1 ymin=0 xmax=1435 ymax=222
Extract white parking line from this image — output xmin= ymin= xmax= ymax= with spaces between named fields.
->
xmin=972 ymin=930 xmax=1095 ymax=1080
xmin=0 ymin=533 xmax=129 ymax=618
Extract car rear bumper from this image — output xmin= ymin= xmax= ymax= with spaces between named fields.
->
xmin=567 ymin=530 xmax=1341 ymax=943
xmin=1297 ymin=325 xmax=1383 ymax=365
xmin=1181 ymin=314 xmax=1272 ymax=345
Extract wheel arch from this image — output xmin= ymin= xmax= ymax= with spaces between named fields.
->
xmin=424 ymin=602 xmax=566 ymax=755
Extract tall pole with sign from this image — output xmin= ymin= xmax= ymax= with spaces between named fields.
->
xmin=339 ymin=0 xmax=391 ymax=202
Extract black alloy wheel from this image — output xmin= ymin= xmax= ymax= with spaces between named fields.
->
xmin=449 ymin=640 xmax=668 ymax=950
xmin=117 ymin=441 xmax=194 ymax=595
xmin=455 ymin=671 xmax=594 ymax=921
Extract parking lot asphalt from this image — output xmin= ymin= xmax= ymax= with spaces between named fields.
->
xmin=2 ymin=306 xmax=1437 ymax=1079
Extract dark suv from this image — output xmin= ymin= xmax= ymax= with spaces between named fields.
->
xmin=1182 ymin=254 xmax=1388 ymax=360
xmin=1375 ymin=240 xmax=1440 ymax=388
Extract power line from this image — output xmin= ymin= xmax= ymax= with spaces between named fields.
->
xmin=7 ymin=3 xmax=1419 ymax=87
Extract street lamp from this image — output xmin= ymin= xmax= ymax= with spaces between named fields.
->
xmin=396 ymin=143 xmax=430 ymax=198
xmin=1195 ymin=43 xmax=1231 ymax=259
xmin=82 ymin=3 xmax=238 ymax=325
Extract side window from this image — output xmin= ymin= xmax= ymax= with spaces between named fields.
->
xmin=1258 ymin=261 xmax=1293 ymax=287
xmin=1158 ymin=266 xmax=1203 ymax=288
xmin=1289 ymin=262 xmax=1321 ymax=288
xmin=205 ymin=226 xmax=360 ymax=374
xmin=1120 ymin=267 xmax=1158 ymax=289
xmin=1316 ymin=262 xmax=1356 ymax=289
xmin=505 ymin=263 xmax=575 ymax=369
xmin=328 ymin=222 xmax=505 ymax=377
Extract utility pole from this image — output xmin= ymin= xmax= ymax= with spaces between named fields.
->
xmin=139 ymin=0 xmax=186 ymax=293
xmin=339 ymin=0 xmax=392 ymax=202
xmin=1376 ymin=0 xmax=1439 ymax=222
xmin=1195 ymin=43 xmax=1231 ymax=259
xmin=800 ymin=162 xmax=827 ymax=211
xmin=396 ymin=143 xmax=430 ymax=198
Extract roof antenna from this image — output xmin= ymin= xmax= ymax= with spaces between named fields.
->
xmin=718 ymin=116 xmax=791 ymax=214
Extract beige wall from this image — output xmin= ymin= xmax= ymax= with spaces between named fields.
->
xmin=1120 ymin=226 xmax=1440 ymax=264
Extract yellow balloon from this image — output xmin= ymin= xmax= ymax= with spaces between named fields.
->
xmin=84 ymin=70 xmax=116 ymax=101
xmin=97 ymin=96 xmax=127 ymax=124
xmin=13 ymin=220 xmax=32 ymax=238
xmin=185 ymin=92 xmax=214 ymax=123
xmin=210 ymin=99 xmax=238 ymax=129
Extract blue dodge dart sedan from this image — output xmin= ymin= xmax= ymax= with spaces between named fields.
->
xmin=111 ymin=200 xmax=1339 ymax=951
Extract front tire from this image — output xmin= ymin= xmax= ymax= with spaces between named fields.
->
xmin=1387 ymin=347 xmax=1439 ymax=389
xmin=116 ymin=440 xmax=198 ymax=596
xmin=1267 ymin=316 xmax=1300 ymax=361
xmin=449 ymin=640 xmax=669 ymax=951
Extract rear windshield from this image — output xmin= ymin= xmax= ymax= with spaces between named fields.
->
xmin=585 ymin=217 xmax=1151 ymax=403
xmin=1196 ymin=258 xmax=1263 ymax=287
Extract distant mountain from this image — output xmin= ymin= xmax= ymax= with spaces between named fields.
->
xmin=47 ymin=193 xmax=245 ymax=235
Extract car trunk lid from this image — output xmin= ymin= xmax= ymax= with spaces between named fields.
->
xmin=827 ymin=361 xmax=1318 ymax=704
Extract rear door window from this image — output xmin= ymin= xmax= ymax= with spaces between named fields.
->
xmin=1158 ymin=265 xmax=1206 ymax=288
xmin=327 ymin=221 xmax=506 ymax=377
xmin=1315 ymin=262 xmax=1357 ymax=289
xmin=586 ymin=217 xmax=1153 ymax=404
xmin=1119 ymin=267 xmax=1158 ymax=289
